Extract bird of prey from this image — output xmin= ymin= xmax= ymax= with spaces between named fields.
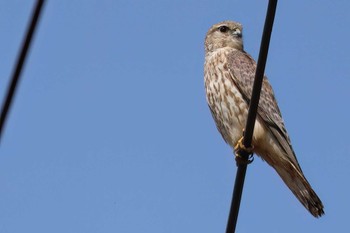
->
xmin=204 ymin=20 xmax=324 ymax=217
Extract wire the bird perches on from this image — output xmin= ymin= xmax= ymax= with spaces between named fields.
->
xmin=0 ymin=0 xmax=45 ymax=143
xmin=225 ymin=1 xmax=278 ymax=232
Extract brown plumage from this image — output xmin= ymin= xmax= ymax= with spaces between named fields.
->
xmin=204 ymin=21 xmax=324 ymax=217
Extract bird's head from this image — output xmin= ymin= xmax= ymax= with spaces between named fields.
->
xmin=205 ymin=21 xmax=243 ymax=54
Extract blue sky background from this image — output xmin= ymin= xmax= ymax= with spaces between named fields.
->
xmin=1 ymin=1 xmax=349 ymax=232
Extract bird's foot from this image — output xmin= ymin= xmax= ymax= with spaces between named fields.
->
xmin=234 ymin=137 xmax=254 ymax=165
xmin=234 ymin=136 xmax=254 ymax=154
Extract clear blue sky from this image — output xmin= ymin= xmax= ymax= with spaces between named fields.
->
xmin=1 ymin=1 xmax=349 ymax=232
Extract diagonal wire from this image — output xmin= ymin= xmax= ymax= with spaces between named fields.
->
xmin=0 ymin=0 xmax=46 ymax=143
xmin=225 ymin=0 xmax=278 ymax=232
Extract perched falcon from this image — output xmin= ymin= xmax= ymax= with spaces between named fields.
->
xmin=204 ymin=21 xmax=324 ymax=217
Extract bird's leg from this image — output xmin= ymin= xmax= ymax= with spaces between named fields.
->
xmin=234 ymin=136 xmax=254 ymax=165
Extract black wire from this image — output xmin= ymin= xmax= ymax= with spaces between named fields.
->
xmin=0 ymin=0 xmax=46 ymax=143
xmin=226 ymin=0 xmax=278 ymax=232
xmin=243 ymin=0 xmax=278 ymax=148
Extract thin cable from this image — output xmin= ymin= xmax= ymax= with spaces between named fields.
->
xmin=0 ymin=0 xmax=46 ymax=143
xmin=225 ymin=0 xmax=278 ymax=232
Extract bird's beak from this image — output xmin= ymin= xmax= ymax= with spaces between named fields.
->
xmin=232 ymin=30 xmax=242 ymax=38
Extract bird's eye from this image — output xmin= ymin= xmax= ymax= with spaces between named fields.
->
xmin=218 ymin=26 xmax=229 ymax=33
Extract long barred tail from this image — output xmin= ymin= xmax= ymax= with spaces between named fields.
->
xmin=273 ymin=158 xmax=324 ymax=217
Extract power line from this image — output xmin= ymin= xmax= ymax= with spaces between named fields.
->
xmin=226 ymin=0 xmax=278 ymax=232
xmin=0 ymin=0 xmax=46 ymax=143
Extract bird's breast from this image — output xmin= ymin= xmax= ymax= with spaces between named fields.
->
xmin=204 ymin=50 xmax=249 ymax=147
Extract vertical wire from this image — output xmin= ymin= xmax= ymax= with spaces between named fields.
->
xmin=0 ymin=0 xmax=46 ymax=143
xmin=225 ymin=1 xmax=278 ymax=232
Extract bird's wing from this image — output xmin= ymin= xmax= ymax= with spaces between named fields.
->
xmin=226 ymin=49 xmax=301 ymax=170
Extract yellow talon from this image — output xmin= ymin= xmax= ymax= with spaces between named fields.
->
xmin=234 ymin=137 xmax=254 ymax=153
xmin=234 ymin=137 xmax=254 ymax=165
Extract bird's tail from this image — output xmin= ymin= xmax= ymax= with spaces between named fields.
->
xmin=273 ymin=158 xmax=324 ymax=217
